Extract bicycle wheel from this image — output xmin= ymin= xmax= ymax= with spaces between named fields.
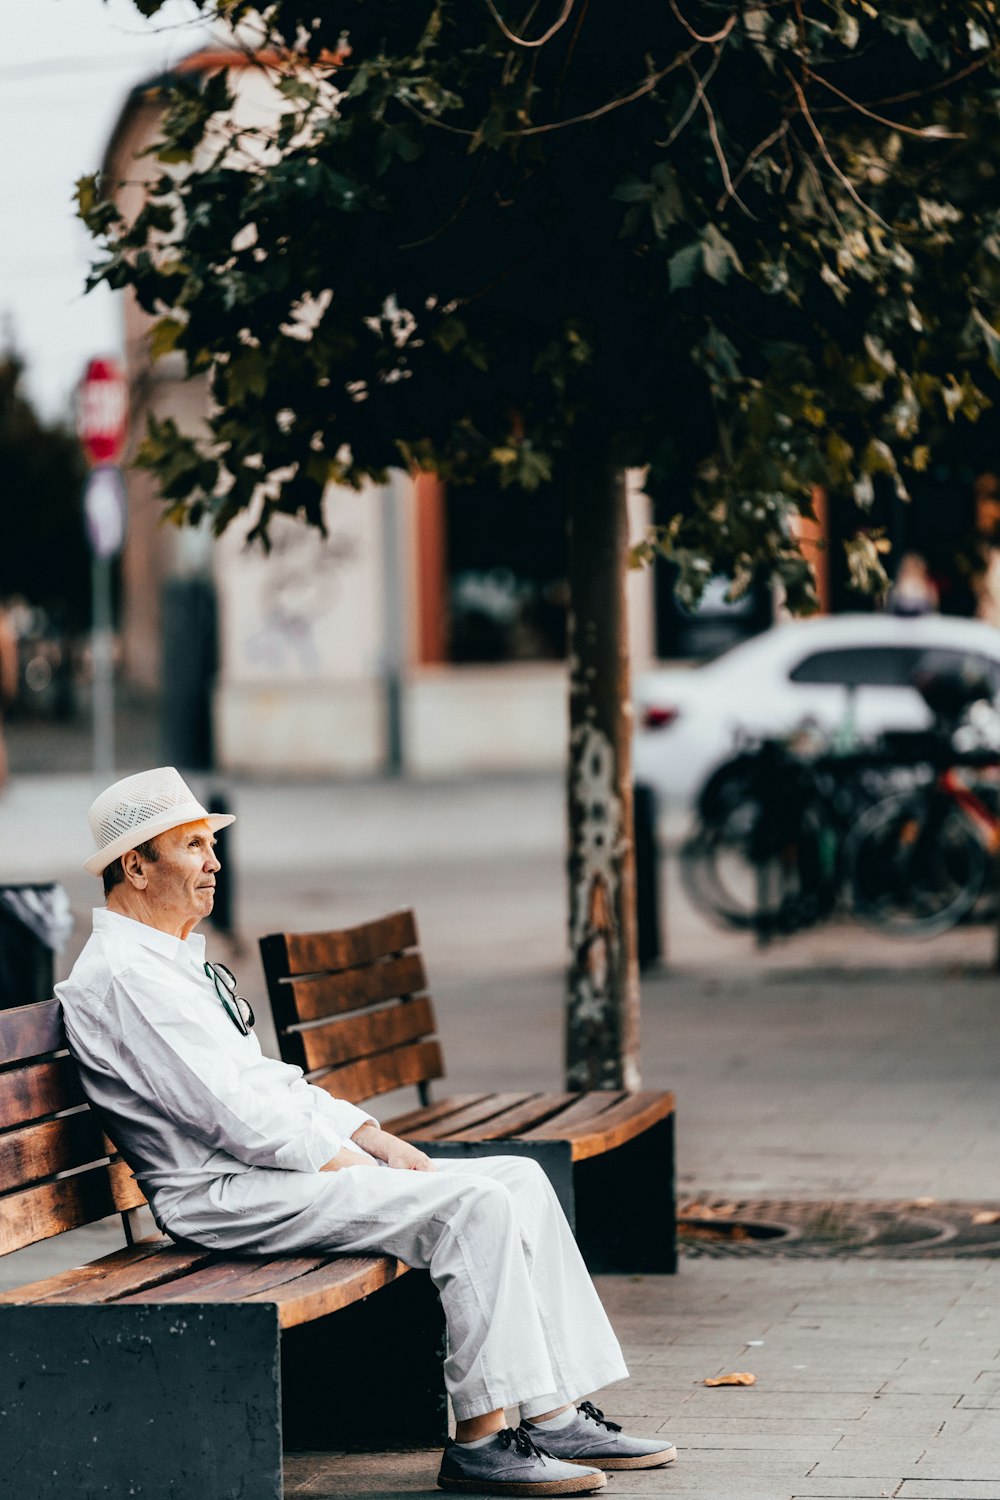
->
xmin=844 ymin=791 xmax=987 ymax=937
xmin=681 ymin=797 xmax=836 ymax=933
xmin=680 ymin=813 xmax=759 ymax=929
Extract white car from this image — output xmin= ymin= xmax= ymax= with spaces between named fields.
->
xmin=633 ymin=613 xmax=1000 ymax=805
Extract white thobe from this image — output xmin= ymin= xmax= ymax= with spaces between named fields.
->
xmin=57 ymin=909 xmax=628 ymax=1418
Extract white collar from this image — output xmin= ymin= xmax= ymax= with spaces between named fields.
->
xmin=93 ymin=907 xmax=208 ymax=965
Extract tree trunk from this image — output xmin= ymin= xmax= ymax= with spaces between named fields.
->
xmin=565 ymin=455 xmax=641 ymax=1091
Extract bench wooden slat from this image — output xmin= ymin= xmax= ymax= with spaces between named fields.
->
xmin=265 ymin=911 xmax=418 ymax=981
xmin=119 ymin=1252 xmax=333 ymax=1304
xmin=388 ymin=1092 xmax=548 ymax=1141
xmin=0 ymin=999 xmax=64 ymax=1067
xmin=298 ymin=996 xmax=436 ymax=1073
xmin=245 ymin=1254 xmax=409 ymax=1330
xmin=1 ymin=1239 xmax=216 ymax=1305
xmin=108 ymin=1155 xmax=148 ymax=1212
xmin=420 ymin=1093 xmax=585 ymax=1143
xmin=311 ymin=1039 xmax=444 ymax=1105
xmin=529 ymin=1090 xmax=677 ymax=1160
xmin=379 ymin=1093 xmax=491 ymax=1136
xmin=0 ymin=1165 xmax=120 ymax=1255
xmin=282 ymin=952 xmax=428 ymax=1027
xmin=0 ymin=1055 xmax=86 ymax=1129
xmin=523 ymin=1091 xmax=628 ymax=1125
xmin=0 ymin=1111 xmax=107 ymax=1193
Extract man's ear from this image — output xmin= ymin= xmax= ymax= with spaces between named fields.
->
xmin=122 ymin=849 xmax=149 ymax=890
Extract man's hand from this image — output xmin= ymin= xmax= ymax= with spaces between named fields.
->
xmin=320 ymin=1146 xmax=381 ymax=1172
xmin=351 ymin=1122 xmax=435 ymax=1172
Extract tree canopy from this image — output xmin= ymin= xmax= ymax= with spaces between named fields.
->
xmin=81 ymin=3 xmax=1000 ymax=603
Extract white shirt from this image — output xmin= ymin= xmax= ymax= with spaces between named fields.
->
xmin=56 ymin=909 xmax=375 ymax=1201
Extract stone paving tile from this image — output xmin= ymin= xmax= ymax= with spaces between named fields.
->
xmin=675 ymin=1434 xmax=844 ymax=1451
xmin=896 ymin=1485 xmax=1000 ymax=1499
xmin=675 ymin=1446 xmax=828 ymax=1464
xmin=809 ymin=1451 xmax=931 ymax=1475
xmin=671 ymin=1398 xmax=875 ymax=1422
xmin=284 ymin=1451 xmax=437 ymax=1497
xmin=710 ymin=1376 xmax=902 ymax=1393
xmin=594 ymin=1467 xmax=813 ymax=1497
xmin=676 ymin=1394 xmax=874 ymax=1420
xmin=908 ymin=1453 xmax=1000 ymax=1481
xmin=789 ymin=1488 xmax=905 ymax=1499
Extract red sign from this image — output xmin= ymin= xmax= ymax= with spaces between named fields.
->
xmin=77 ymin=357 xmax=128 ymax=468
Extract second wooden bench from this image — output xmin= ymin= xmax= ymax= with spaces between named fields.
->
xmin=261 ymin=909 xmax=677 ymax=1275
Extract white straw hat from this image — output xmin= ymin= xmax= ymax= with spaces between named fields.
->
xmin=84 ymin=766 xmax=235 ymax=876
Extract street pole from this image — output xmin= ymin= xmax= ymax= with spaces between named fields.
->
xmin=380 ymin=473 xmax=407 ymax=776
xmin=77 ymin=357 xmax=129 ymax=783
xmin=91 ymin=553 xmax=115 ymax=779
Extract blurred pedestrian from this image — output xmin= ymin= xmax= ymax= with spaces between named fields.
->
xmin=972 ymin=472 xmax=1000 ymax=629
xmin=888 ymin=552 xmax=939 ymax=617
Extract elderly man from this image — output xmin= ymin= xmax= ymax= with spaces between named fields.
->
xmin=58 ymin=767 xmax=676 ymax=1496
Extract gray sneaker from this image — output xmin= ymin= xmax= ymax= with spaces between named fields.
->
xmin=522 ymin=1402 xmax=677 ymax=1470
xmin=437 ymin=1425 xmax=607 ymax=1495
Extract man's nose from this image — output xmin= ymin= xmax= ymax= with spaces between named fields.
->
xmin=206 ymin=848 xmax=221 ymax=873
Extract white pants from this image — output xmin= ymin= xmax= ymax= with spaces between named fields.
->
xmin=151 ymin=1154 xmax=629 ymax=1420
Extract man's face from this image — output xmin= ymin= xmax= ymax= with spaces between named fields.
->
xmin=140 ymin=819 xmax=220 ymax=933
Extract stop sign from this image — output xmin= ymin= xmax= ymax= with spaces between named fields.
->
xmin=77 ymin=357 xmax=128 ymax=468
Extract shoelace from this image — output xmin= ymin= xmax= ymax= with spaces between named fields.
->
xmin=578 ymin=1401 xmax=623 ymax=1433
xmin=505 ymin=1426 xmax=552 ymax=1459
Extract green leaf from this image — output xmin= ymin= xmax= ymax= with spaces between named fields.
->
xmin=701 ymin=225 xmax=743 ymax=284
xmin=276 ymin=77 xmax=319 ymax=104
xmin=882 ymin=16 xmax=935 ymax=60
xmin=612 ymin=176 xmax=652 ymax=204
xmin=75 ymin=174 xmax=97 ymax=222
xmin=668 ymin=241 xmax=702 ymax=291
xmin=149 ymin=317 xmax=185 ymax=362
xmin=972 ymin=307 xmax=1000 ymax=374
xmin=226 ymin=348 xmax=269 ymax=403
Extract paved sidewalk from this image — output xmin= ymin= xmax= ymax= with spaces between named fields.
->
xmin=285 ymin=1257 xmax=1000 ymax=1500
xmin=3 ymin=768 xmax=1000 ymax=1499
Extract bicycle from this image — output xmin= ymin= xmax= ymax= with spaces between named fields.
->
xmin=680 ymin=737 xmax=910 ymax=937
xmin=844 ymin=756 xmax=1000 ymax=937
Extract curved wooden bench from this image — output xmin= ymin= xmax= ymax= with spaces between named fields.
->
xmin=0 ymin=998 xmax=445 ymax=1500
xmin=261 ymin=910 xmax=677 ymax=1275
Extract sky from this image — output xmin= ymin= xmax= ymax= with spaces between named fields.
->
xmin=1 ymin=0 xmax=213 ymax=423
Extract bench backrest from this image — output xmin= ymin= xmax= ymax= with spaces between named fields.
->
xmin=260 ymin=909 xmax=443 ymax=1106
xmin=0 ymin=999 xmax=146 ymax=1257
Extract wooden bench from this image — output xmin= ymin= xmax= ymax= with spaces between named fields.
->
xmin=261 ymin=910 xmax=677 ymax=1275
xmin=0 ymin=998 xmax=446 ymax=1500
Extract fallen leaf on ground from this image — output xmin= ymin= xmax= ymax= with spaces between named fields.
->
xmin=971 ymin=1210 xmax=1000 ymax=1225
xmin=703 ymin=1371 xmax=756 ymax=1387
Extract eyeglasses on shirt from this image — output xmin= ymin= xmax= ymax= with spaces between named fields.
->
xmin=204 ymin=961 xmax=255 ymax=1035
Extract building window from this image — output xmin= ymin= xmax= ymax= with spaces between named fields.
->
xmin=445 ymin=479 xmax=568 ymax=662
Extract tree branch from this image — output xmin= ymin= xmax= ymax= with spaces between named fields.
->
xmin=485 ymin=0 xmax=578 ymax=48
xmin=785 ymin=69 xmax=891 ymax=230
xmin=668 ymin=0 xmax=737 ymax=45
xmin=720 ymin=119 xmax=789 ymax=212
xmin=404 ymin=46 xmax=698 ymax=138
xmin=684 ymin=56 xmax=756 ymax=218
xmin=807 ymin=68 xmax=964 ymax=139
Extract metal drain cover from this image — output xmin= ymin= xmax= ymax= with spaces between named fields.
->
xmin=678 ymin=1200 xmax=1000 ymax=1259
